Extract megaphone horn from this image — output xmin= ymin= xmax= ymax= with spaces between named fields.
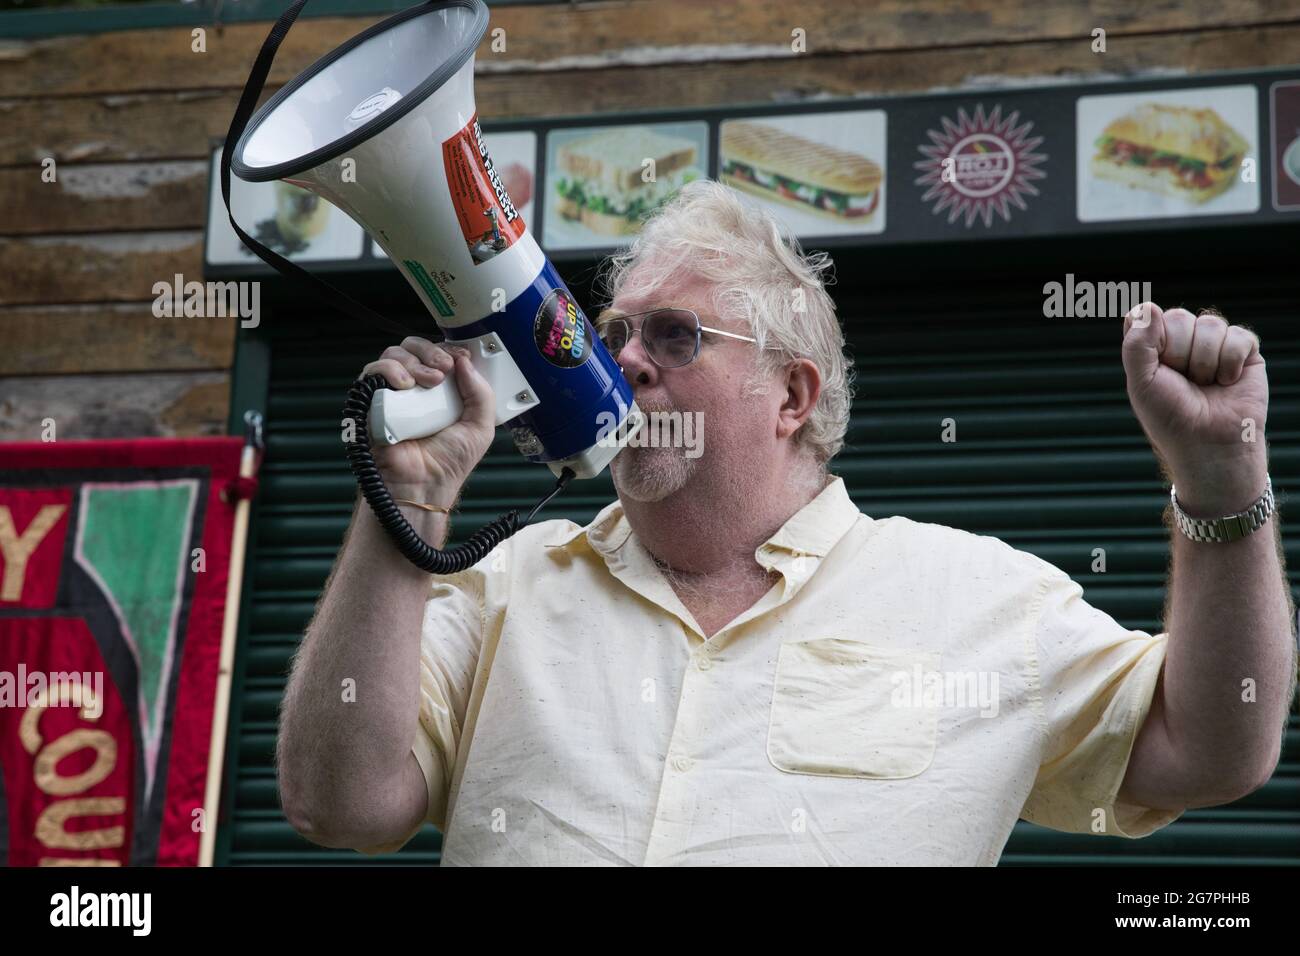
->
xmin=223 ymin=0 xmax=643 ymax=573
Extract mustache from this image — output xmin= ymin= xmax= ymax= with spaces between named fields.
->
xmin=632 ymin=396 xmax=687 ymax=416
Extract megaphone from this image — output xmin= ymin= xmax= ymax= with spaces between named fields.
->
xmin=223 ymin=0 xmax=644 ymax=573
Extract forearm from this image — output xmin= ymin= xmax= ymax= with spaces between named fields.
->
xmin=278 ymin=489 xmax=452 ymax=838
xmin=1161 ymin=458 xmax=1297 ymax=800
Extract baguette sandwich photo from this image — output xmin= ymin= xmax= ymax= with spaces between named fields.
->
xmin=720 ymin=120 xmax=883 ymax=222
xmin=1090 ymin=103 xmax=1248 ymax=204
xmin=553 ymin=128 xmax=699 ymax=237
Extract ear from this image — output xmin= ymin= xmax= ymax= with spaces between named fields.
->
xmin=775 ymin=358 xmax=821 ymax=443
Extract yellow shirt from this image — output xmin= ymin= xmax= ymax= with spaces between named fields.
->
xmin=359 ymin=475 xmax=1183 ymax=864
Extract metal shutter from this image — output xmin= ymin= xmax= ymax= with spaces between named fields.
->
xmin=217 ymin=257 xmax=1299 ymax=866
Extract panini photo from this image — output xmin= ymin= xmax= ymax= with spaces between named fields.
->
xmin=720 ymin=120 xmax=883 ymax=222
xmin=1090 ymin=103 xmax=1248 ymax=204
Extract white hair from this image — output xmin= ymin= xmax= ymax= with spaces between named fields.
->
xmin=598 ymin=178 xmax=855 ymax=468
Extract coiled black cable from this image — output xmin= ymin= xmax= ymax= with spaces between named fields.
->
xmin=344 ymin=373 xmax=575 ymax=574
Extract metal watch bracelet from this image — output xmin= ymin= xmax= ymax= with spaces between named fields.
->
xmin=1170 ymin=475 xmax=1275 ymax=543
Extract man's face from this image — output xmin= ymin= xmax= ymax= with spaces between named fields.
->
xmin=601 ymin=265 xmax=779 ymax=503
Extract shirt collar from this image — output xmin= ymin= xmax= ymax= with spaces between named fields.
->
xmin=760 ymin=474 xmax=862 ymax=559
xmin=544 ymin=474 xmax=862 ymax=563
xmin=544 ymin=496 xmax=628 ymax=557
xmin=545 ymin=476 xmax=864 ymax=639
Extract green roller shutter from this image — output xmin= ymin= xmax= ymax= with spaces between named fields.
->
xmin=217 ymin=257 xmax=1299 ymax=866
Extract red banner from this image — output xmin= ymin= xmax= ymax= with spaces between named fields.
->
xmin=0 ymin=438 xmax=246 ymax=866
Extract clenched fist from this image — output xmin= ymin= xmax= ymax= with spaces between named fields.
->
xmin=1121 ymin=302 xmax=1269 ymax=515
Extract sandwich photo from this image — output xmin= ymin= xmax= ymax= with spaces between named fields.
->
xmin=553 ymin=127 xmax=700 ymax=237
xmin=1090 ymin=103 xmax=1248 ymax=204
xmin=720 ymin=120 xmax=883 ymax=221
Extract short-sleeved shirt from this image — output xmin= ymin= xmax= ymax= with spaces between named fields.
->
xmin=358 ymin=475 xmax=1183 ymax=864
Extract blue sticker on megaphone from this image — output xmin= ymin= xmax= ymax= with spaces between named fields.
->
xmin=534 ymin=288 xmax=592 ymax=368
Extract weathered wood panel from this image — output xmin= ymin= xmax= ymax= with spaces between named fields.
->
xmin=6 ymin=23 xmax=1299 ymax=171
xmin=0 ymin=303 xmax=235 ymax=375
xmin=2 ymin=1 xmax=1297 ymax=97
xmin=471 ymin=24 xmax=1300 ymax=116
xmin=0 ymin=371 xmax=230 ymax=440
xmin=0 ymin=161 xmax=207 ymax=234
xmin=0 ymin=89 xmax=241 ymax=166
xmin=0 ymin=232 xmax=201 ymax=305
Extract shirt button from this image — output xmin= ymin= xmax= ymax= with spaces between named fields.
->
xmin=695 ymin=653 xmax=712 ymax=671
xmin=672 ymin=755 xmax=693 ymax=773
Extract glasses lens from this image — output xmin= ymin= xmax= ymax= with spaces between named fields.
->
xmin=598 ymin=319 xmax=629 ymax=356
xmin=643 ymin=310 xmax=699 ymax=368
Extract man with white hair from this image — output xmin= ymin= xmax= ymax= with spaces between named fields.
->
xmin=278 ymin=179 xmax=1294 ymax=865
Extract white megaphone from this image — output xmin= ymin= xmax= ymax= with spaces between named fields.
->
xmin=222 ymin=0 xmax=643 ymax=572
xmin=226 ymin=0 xmax=642 ymax=476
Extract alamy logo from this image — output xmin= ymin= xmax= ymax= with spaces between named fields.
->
xmin=1042 ymin=274 xmax=1153 ymax=318
xmin=595 ymin=405 xmax=704 ymax=458
xmin=0 ymin=667 xmax=103 ymax=719
xmin=890 ymin=665 xmax=1000 ymax=718
xmin=152 ymin=274 xmax=260 ymax=328
xmin=49 ymin=886 xmax=151 ymax=936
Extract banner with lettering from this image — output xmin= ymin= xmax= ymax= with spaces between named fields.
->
xmin=0 ymin=438 xmax=247 ymax=866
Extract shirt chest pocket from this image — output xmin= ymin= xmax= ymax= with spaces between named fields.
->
xmin=767 ymin=638 xmax=941 ymax=779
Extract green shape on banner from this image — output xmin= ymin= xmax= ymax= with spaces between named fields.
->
xmin=80 ymin=483 xmax=195 ymax=749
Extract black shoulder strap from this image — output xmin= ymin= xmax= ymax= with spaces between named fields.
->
xmin=220 ymin=0 xmax=416 ymax=340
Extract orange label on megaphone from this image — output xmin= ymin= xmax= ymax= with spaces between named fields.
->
xmin=442 ymin=113 xmax=527 ymax=266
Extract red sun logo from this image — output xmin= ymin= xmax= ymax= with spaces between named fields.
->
xmin=914 ymin=103 xmax=1048 ymax=228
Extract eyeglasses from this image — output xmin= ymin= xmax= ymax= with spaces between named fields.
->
xmin=597 ymin=308 xmax=776 ymax=369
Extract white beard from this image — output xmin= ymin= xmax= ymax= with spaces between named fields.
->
xmin=610 ymin=441 xmax=698 ymax=503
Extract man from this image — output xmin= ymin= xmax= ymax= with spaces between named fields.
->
xmin=277 ymin=179 xmax=1295 ymax=865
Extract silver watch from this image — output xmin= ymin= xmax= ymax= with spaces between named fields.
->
xmin=1170 ymin=475 xmax=1275 ymax=543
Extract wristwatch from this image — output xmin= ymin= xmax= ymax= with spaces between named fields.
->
xmin=1170 ymin=475 xmax=1275 ymax=543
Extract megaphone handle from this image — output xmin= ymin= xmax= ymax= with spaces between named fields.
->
xmin=371 ymin=377 xmax=464 ymax=446
xmin=220 ymin=0 xmax=414 ymax=339
xmin=345 ymin=374 xmax=575 ymax=574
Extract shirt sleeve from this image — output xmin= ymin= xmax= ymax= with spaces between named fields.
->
xmin=355 ymin=558 xmax=493 ymax=856
xmin=1019 ymin=564 xmax=1186 ymax=838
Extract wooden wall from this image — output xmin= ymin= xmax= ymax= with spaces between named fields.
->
xmin=3 ymin=0 xmax=1299 ymax=439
